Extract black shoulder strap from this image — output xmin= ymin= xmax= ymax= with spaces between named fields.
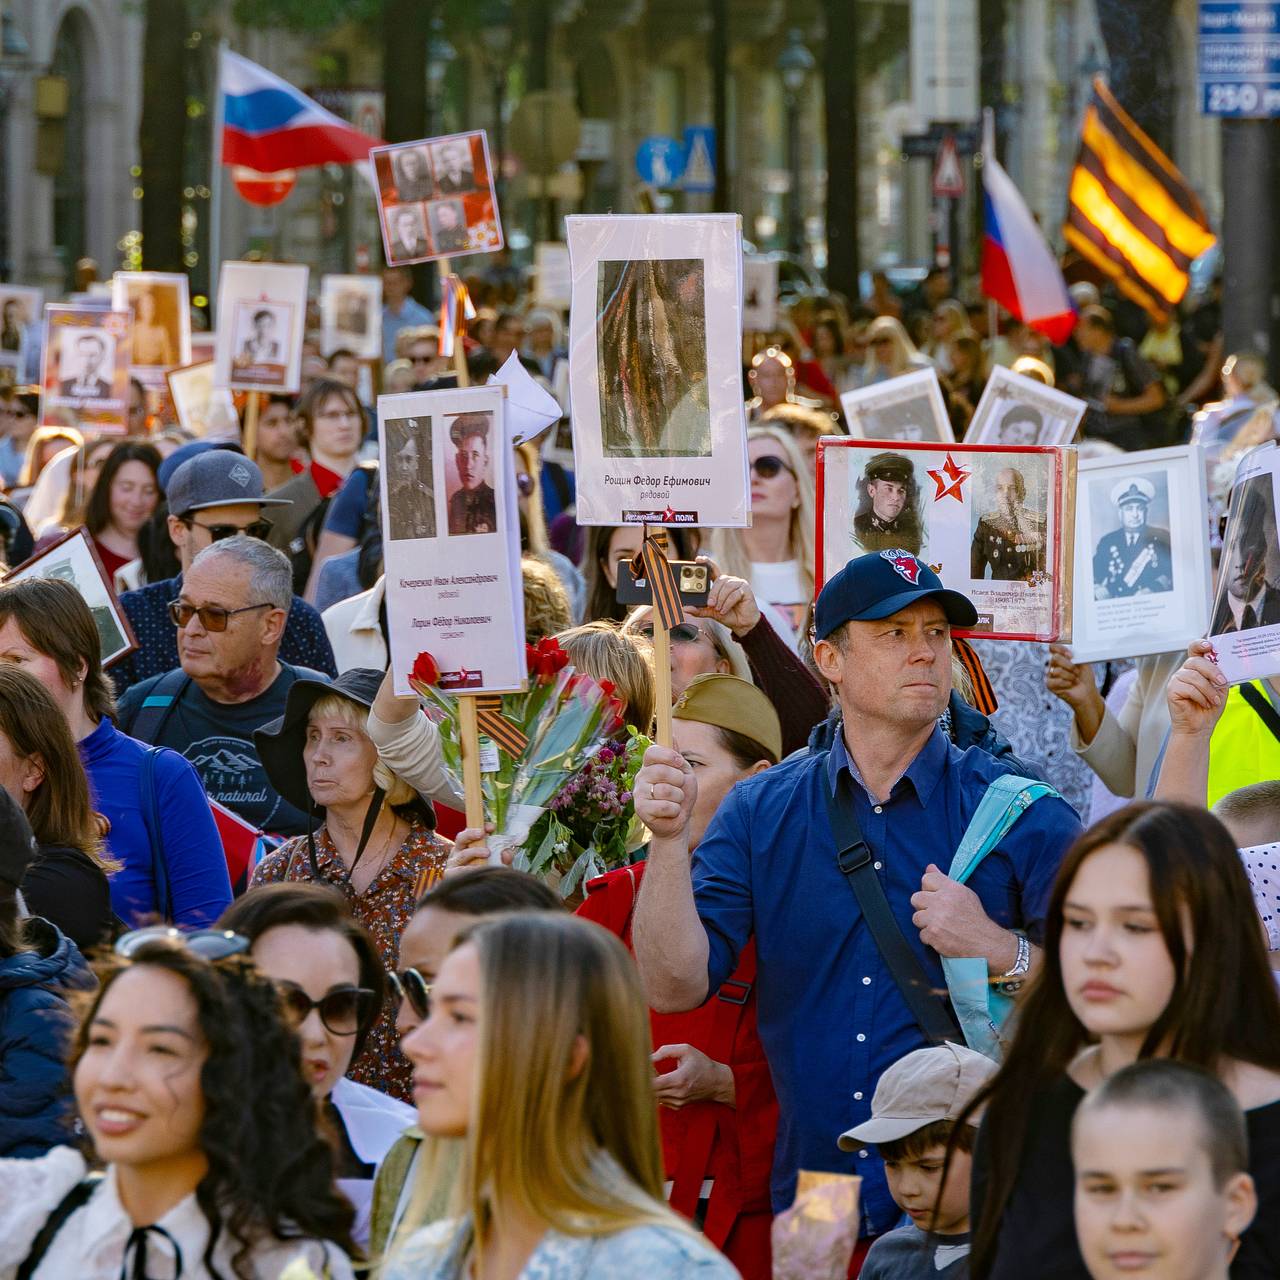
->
xmin=121 ymin=668 xmax=191 ymax=744
xmin=824 ymin=771 xmax=961 ymax=1045
xmin=17 ymin=1175 xmax=103 ymax=1280
xmin=1240 ymin=682 xmax=1280 ymax=748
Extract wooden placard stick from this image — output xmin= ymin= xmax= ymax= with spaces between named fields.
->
xmin=457 ymin=694 xmax=485 ymax=828
xmin=242 ymin=390 xmax=261 ymax=459
xmin=639 ymin=525 xmax=678 ymax=748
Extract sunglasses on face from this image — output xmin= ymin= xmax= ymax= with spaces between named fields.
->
xmin=276 ymin=982 xmax=378 ymax=1036
xmin=167 ymin=600 xmax=274 ymax=632
xmin=750 ymin=455 xmax=793 ymax=479
xmin=183 ymin=517 xmax=273 ymax=542
xmin=389 ymin=967 xmax=432 ymax=1020
xmin=637 ymin=621 xmax=704 ymax=645
xmin=115 ymin=926 xmax=249 ymax=962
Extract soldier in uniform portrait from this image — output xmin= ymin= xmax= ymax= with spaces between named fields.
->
xmin=970 ymin=466 xmax=1046 ymax=581
xmin=385 ymin=418 xmax=437 ymax=541
xmin=447 ymin=413 xmax=497 ymax=535
xmin=995 ymin=403 xmax=1044 ymax=446
xmin=851 ymin=452 xmax=924 ymax=554
xmin=1092 ymin=477 xmax=1173 ymax=599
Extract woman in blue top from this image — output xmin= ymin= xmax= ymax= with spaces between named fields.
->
xmin=0 ymin=578 xmax=229 ymax=928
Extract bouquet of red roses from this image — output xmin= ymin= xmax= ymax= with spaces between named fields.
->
xmin=408 ymin=638 xmax=627 ymax=861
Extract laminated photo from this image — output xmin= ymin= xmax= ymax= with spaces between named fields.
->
xmin=743 ymin=257 xmax=779 ymax=331
xmin=965 ymin=365 xmax=1087 ymax=447
xmin=0 ymin=286 xmax=42 ymax=358
xmin=213 ymin=261 xmax=309 ymax=393
xmin=533 ymin=242 xmax=571 ymax=310
xmin=40 ymin=306 xmax=132 ymax=433
xmin=1206 ymin=442 xmax=1280 ymax=683
xmin=566 ymin=213 xmax=750 ymax=528
xmin=111 ymin=272 xmax=192 ymax=386
xmin=818 ymin=438 xmax=1072 ymax=641
xmin=319 ymin=274 xmax=382 ymax=360
xmin=371 ymin=130 xmax=504 ymax=267
xmin=377 ymin=384 xmax=526 ymax=695
xmin=166 ymin=362 xmax=240 ymax=439
xmin=840 ymin=368 xmax=954 ymax=444
xmin=1070 ymin=444 xmax=1212 ymax=663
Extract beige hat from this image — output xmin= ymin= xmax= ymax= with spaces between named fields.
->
xmin=837 ymin=1042 xmax=998 ymax=1151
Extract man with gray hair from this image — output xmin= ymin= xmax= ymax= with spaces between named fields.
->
xmin=117 ymin=536 xmax=327 ymax=836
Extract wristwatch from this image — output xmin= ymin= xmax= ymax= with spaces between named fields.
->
xmin=997 ymin=933 xmax=1031 ymax=995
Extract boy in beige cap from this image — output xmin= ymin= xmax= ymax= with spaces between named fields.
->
xmin=837 ymin=1042 xmax=997 ymax=1279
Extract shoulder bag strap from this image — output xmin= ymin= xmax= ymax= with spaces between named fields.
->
xmin=1240 ymin=682 xmax=1280 ymax=746
xmin=824 ymin=772 xmax=960 ymax=1045
xmin=947 ymin=776 xmax=1060 ymax=886
xmin=140 ymin=746 xmax=174 ymax=922
xmin=122 ymin=668 xmax=190 ymax=744
xmin=16 ymin=1176 xmax=103 ymax=1280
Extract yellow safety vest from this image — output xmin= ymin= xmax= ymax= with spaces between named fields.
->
xmin=1207 ymin=681 xmax=1280 ymax=809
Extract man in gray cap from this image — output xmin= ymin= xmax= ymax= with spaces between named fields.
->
xmin=446 ymin=412 xmax=497 ymax=535
xmin=111 ymin=449 xmax=337 ymax=695
xmin=1092 ymin=476 xmax=1173 ymax=599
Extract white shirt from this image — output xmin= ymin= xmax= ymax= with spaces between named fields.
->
xmin=0 ymin=1147 xmax=357 ymax=1279
xmin=330 ymin=1076 xmax=416 ymax=1251
xmin=322 ymin=577 xmax=387 ymax=673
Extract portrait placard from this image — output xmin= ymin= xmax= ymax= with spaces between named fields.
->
xmin=817 ymin=438 xmax=1073 ymax=641
xmin=40 ymin=306 xmax=132 ymax=433
xmin=319 ymin=274 xmax=382 ymax=360
xmin=742 ymin=257 xmax=779 ymax=332
xmin=166 ymin=362 xmax=240 ymax=439
xmin=965 ymin=366 xmax=1086 ymax=447
xmin=1206 ymin=442 xmax=1280 ymax=682
xmin=371 ymin=131 xmax=504 ymax=268
xmin=1069 ymin=444 xmax=1212 ymax=663
xmin=213 ymin=261 xmax=308 ymax=393
xmin=840 ymin=369 xmax=955 ymax=445
xmin=0 ymin=286 xmax=42 ymax=359
xmin=111 ymin=272 xmax=191 ymax=386
xmin=565 ymin=213 xmax=750 ymax=528
xmin=4 ymin=527 xmax=137 ymax=667
xmin=533 ymin=242 xmax=571 ymax=310
xmin=378 ymin=384 xmax=526 ymax=695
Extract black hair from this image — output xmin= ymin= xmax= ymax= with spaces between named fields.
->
xmin=84 ymin=440 xmax=161 ymax=538
xmin=327 ymin=348 xmax=357 ymax=366
xmin=416 ymin=865 xmax=564 ymax=914
xmin=72 ymin=945 xmax=357 ymax=1278
xmin=714 ymin=725 xmax=779 ymax=768
xmin=879 ymin=1117 xmax=975 ymax=1164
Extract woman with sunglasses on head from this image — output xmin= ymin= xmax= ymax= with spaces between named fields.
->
xmin=251 ymin=668 xmax=450 ymax=1102
xmin=385 ymin=912 xmax=738 ymax=1279
xmin=709 ymin=427 xmax=816 ymax=643
xmin=0 ymin=577 xmax=229 ymax=929
xmin=219 ymin=883 xmax=414 ymax=1255
xmin=0 ymin=926 xmax=359 ymax=1279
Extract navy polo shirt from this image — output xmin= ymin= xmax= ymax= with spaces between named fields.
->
xmin=690 ymin=724 xmax=1081 ymax=1234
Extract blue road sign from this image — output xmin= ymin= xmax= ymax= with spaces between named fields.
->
xmin=635 ymin=136 xmax=686 ymax=187
xmin=1199 ymin=2 xmax=1280 ymax=116
xmin=681 ymin=126 xmax=716 ymax=192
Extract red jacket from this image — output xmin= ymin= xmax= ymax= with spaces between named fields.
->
xmin=577 ymin=862 xmax=778 ymax=1243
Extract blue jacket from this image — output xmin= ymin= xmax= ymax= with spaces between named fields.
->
xmin=0 ymin=917 xmax=94 ymax=1157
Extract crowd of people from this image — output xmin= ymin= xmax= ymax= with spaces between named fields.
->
xmin=0 ymin=250 xmax=1273 ymax=1280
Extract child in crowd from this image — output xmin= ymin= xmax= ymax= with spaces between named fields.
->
xmin=837 ymin=1042 xmax=997 ymax=1278
xmin=1071 ymin=1060 xmax=1257 ymax=1280
xmin=1214 ymin=781 xmax=1280 ymax=972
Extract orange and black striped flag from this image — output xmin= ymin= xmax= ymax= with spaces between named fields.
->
xmin=1064 ymin=77 xmax=1216 ymax=321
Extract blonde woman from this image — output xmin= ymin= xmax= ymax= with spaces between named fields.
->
xmin=862 ymin=314 xmax=932 ymax=385
xmin=387 ymin=912 xmax=738 ymax=1279
xmin=709 ymin=426 xmax=815 ymax=638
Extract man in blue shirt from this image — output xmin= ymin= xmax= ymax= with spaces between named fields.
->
xmin=112 ymin=448 xmax=337 ymax=695
xmin=632 ymin=551 xmax=1082 ymax=1241
xmin=381 ymin=265 xmax=434 ymax=367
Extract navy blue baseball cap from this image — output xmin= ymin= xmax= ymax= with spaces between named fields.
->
xmin=814 ymin=550 xmax=978 ymax=640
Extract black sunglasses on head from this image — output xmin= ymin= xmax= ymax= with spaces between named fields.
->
xmin=389 ymin=968 xmax=432 ymax=1020
xmin=750 ymin=455 xmax=793 ymax=479
xmin=636 ymin=621 xmax=703 ymax=645
xmin=182 ymin=516 xmax=273 ymax=542
xmin=276 ymin=982 xmax=379 ymax=1036
xmin=115 ymin=926 xmax=249 ymax=962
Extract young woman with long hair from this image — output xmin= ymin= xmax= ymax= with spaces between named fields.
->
xmin=386 ymin=912 xmax=738 ymax=1278
xmin=0 ymin=931 xmax=357 ymax=1278
xmin=963 ymin=801 xmax=1280 ymax=1280
xmin=82 ymin=440 xmax=162 ymax=579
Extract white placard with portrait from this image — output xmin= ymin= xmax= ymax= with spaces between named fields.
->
xmin=818 ymin=438 xmax=1072 ymax=642
xmin=111 ymin=272 xmax=192 ymax=387
xmin=319 ymin=274 xmax=382 ymax=361
xmin=0 ymin=286 xmax=42 ymax=362
xmin=213 ymin=261 xmax=309 ymax=393
xmin=965 ymin=365 xmax=1087 ymax=447
xmin=566 ymin=213 xmax=750 ymax=528
xmin=1069 ymin=444 xmax=1211 ymax=663
xmin=742 ymin=257 xmax=779 ymax=332
xmin=378 ymin=384 xmax=526 ymax=695
xmin=840 ymin=368 xmax=955 ymax=444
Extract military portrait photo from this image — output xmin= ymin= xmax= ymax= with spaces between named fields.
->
xmin=970 ymin=459 xmax=1049 ymax=582
xmin=1210 ymin=470 xmax=1280 ymax=635
xmin=383 ymin=415 xmax=437 ymax=541
xmin=865 ymin=394 xmax=944 ymax=443
xmin=1091 ymin=473 xmax=1174 ymax=600
xmin=57 ymin=327 xmax=115 ymax=399
xmin=445 ymin=411 xmax=498 ymax=536
xmin=430 ymin=136 xmax=477 ymax=195
xmin=427 ymin=199 xmax=470 ymax=254
xmin=850 ymin=451 xmax=924 ymax=555
xmin=840 ymin=367 xmax=953 ymax=445
xmin=596 ymin=257 xmax=711 ymax=459
xmin=993 ymin=404 xmax=1044 ymax=446
xmin=393 ymin=145 xmax=434 ymax=202
xmin=965 ymin=365 xmax=1087 ymax=447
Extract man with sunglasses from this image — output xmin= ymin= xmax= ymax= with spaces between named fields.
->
xmin=118 ymin=536 xmax=329 ymax=837
xmin=112 ymin=447 xmax=337 ymax=696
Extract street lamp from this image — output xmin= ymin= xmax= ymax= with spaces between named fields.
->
xmin=776 ymin=28 xmax=814 ymax=258
xmin=477 ymin=0 xmax=515 ymax=204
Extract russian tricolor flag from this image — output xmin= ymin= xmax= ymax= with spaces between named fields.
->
xmin=220 ymin=49 xmax=383 ymax=172
xmin=981 ymin=137 xmax=1076 ymax=346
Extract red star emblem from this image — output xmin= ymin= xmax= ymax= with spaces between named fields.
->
xmin=927 ymin=453 xmax=971 ymax=503
xmin=661 ymin=506 xmax=677 ymax=522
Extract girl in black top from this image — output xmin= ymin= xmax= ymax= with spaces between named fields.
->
xmin=963 ymin=802 xmax=1280 ymax=1280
